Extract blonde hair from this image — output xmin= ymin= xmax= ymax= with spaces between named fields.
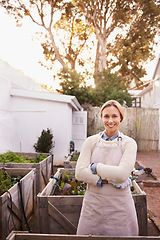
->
xmin=100 ymin=100 xmax=124 ymax=122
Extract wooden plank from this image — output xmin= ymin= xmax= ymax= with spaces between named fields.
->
xmin=7 ymin=199 xmax=22 ymax=221
xmin=2 ymin=168 xmax=31 ymax=176
xmin=41 ymin=169 xmax=48 ymax=186
xmin=133 ymin=180 xmax=145 ymax=195
xmin=0 ymin=168 xmax=37 ymax=240
xmin=48 ymin=195 xmax=83 ymax=206
xmin=7 ymin=232 xmax=160 ymax=240
xmin=37 ymin=195 xmax=49 ymax=233
xmin=40 ymin=179 xmax=56 ymax=197
xmin=0 ymin=154 xmax=53 ymax=194
xmin=48 ymin=201 xmax=77 ymax=234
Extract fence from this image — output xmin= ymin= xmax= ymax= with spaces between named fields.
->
xmin=86 ymin=106 xmax=159 ymax=152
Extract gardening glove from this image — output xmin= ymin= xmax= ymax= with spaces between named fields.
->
xmin=109 ymin=178 xmax=132 ymax=189
xmin=89 ymin=162 xmax=98 ymax=174
xmin=97 ymin=177 xmax=103 ymax=187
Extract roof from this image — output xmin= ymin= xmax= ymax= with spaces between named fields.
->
xmin=137 ymin=83 xmax=153 ymax=96
xmin=152 ymin=53 xmax=160 ymax=80
xmin=0 ymin=59 xmax=83 ymax=111
xmin=10 ymin=88 xmax=83 ymax=111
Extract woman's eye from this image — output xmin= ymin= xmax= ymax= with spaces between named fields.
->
xmin=113 ymin=115 xmax=117 ymax=118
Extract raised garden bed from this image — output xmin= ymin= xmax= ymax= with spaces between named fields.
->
xmin=0 ymin=152 xmax=54 ymax=194
xmin=6 ymin=231 xmax=160 ymax=240
xmin=37 ymin=168 xmax=147 ymax=236
xmin=0 ymin=167 xmax=36 ymax=240
xmin=64 ymin=152 xmax=80 ymax=169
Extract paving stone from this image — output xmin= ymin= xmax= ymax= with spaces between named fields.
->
xmin=136 ymin=152 xmax=160 ymax=234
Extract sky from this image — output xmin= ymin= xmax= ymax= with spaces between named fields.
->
xmin=0 ymin=8 xmax=160 ymax=90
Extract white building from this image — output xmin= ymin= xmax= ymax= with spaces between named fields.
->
xmin=0 ymin=60 xmax=87 ymax=165
xmin=131 ymin=54 xmax=160 ymax=108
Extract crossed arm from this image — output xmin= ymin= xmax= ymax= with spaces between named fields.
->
xmin=75 ymin=134 xmax=137 ymax=187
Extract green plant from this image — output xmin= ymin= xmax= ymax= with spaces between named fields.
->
xmin=0 ymin=152 xmax=47 ymax=163
xmin=130 ymin=185 xmax=138 ymax=195
xmin=0 ymin=169 xmax=22 ymax=194
xmin=55 ymin=171 xmax=86 ymax=195
xmin=33 ymin=128 xmax=54 ymax=153
xmin=71 ymin=152 xmax=80 ymax=162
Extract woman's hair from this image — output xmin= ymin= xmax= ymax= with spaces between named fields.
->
xmin=100 ymin=100 xmax=124 ymax=122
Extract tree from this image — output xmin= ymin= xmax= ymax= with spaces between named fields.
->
xmin=0 ymin=0 xmax=92 ymax=72
xmin=75 ymin=0 xmax=160 ymax=85
xmin=93 ymin=69 xmax=133 ymax=106
xmin=1 ymin=0 xmax=160 ymax=87
xmin=57 ymin=69 xmax=132 ymax=107
xmin=33 ymin=128 xmax=54 ymax=153
xmin=57 ymin=69 xmax=94 ymax=105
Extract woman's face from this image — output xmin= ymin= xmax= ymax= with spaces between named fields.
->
xmin=101 ymin=105 xmax=121 ymax=138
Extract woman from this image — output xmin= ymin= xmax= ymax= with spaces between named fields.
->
xmin=75 ymin=100 xmax=139 ymax=236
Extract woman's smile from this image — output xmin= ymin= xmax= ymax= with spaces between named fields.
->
xmin=102 ymin=106 xmax=121 ymax=137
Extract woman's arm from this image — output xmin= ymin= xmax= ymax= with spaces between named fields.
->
xmin=75 ymin=135 xmax=100 ymax=185
xmin=96 ymin=137 xmax=137 ymax=183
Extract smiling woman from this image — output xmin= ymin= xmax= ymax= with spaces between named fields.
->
xmin=100 ymin=100 xmax=123 ymax=138
xmin=75 ymin=99 xmax=139 ymax=236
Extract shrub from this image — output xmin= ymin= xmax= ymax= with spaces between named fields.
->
xmin=33 ymin=128 xmax=54 ymax=153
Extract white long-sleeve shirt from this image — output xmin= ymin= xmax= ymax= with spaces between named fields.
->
xmin=75 ymin=132 xmax=137 ymax=185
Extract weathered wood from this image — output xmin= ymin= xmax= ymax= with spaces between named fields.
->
xmin=37 ymin=168 xmax=147 ymax=236
xmin=0 ymin=153 xmax=54 ymax=194
xmin=6 ymin=231 xmax=160 ymax=240
xmin=86 ymin=107 xmax=159 ymax=151
xmin=48 ymin=201 xmax=77 ymax=234
xmin=0 ymin=168 xmax=36 ymax=240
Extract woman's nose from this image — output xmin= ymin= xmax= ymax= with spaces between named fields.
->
xmin=108 ymin=117 xmax=113 ymax=122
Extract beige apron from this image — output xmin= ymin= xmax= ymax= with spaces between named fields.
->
xmin=76 ymin=136 xmax=139 ymax=236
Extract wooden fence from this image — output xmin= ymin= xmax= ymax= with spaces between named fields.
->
xmin=86 ymin=107 xmax=159 ymax=152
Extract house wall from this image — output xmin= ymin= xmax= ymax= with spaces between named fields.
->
xmin=0 ymin=77 xmax=16 ymax=153
xmin=0 ymin=60 xmax=86 ymax=166
xmin=153 ymin=79 xmax=160 ymax=107
xmin=9 ymin=95 xmax=73 ymax=165
xmin=140 ymin=88 xmax=154 ymax=108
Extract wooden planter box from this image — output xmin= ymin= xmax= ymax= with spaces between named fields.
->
xmin=64 ymin=155 xmax=76 ymax=169
xmin=0 ymin=168 xmax=36 ymax=240
xmin=37 ymin=168 xmax=147 ymax=236
xmin=0 ymin=153 xmax=54 ymax=194
xmin=64 ymin=153 xmax=78 ymax=169
xmin=6 ymin=231 xmax=160 ymax=240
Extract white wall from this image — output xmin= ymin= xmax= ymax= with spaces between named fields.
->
xmin=0 ymin=60 xmax=85 ymax=166
xmin=0 ymin=77 xmax=16 ymax=153
xmin=10 ymin=95 xmax=73 ymax=165
xmin=140 ymin=88 xmax=154 ymax=108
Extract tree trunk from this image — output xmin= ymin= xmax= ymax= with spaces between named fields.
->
xmin=95 ymin=38 xmax=106 ymax=73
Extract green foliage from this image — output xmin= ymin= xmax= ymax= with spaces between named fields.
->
xmin=1 ymin=0 xmax=160 ymax=85
xmin=0 ymin=151 xmax=47 ymax=163
xmin=0 ymin=152 xmax=29 ymax=163
xmin=93 ymin=69 xmax=133 ymax=107
xmin=130 ymin=185 xmax=138 ymax=195
xmin=0 ymin=169 xmax=12 ymax=193
xmin=57 ymin=69 xmax=94 ymax=105
xmin=76 ymin=0 xmax=160 ymax=85
xmin=33 ymin=128 xmax=54 ymax=153
xmin=55 ymin=171 xmax=86 ymax=195
xmin=71 ymin=152 xmax=80 ymax=162
xmin=57 ymin=69 xmax=132 ymax=107
xmin=0 ymin=169 xmax=22 ymax=194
